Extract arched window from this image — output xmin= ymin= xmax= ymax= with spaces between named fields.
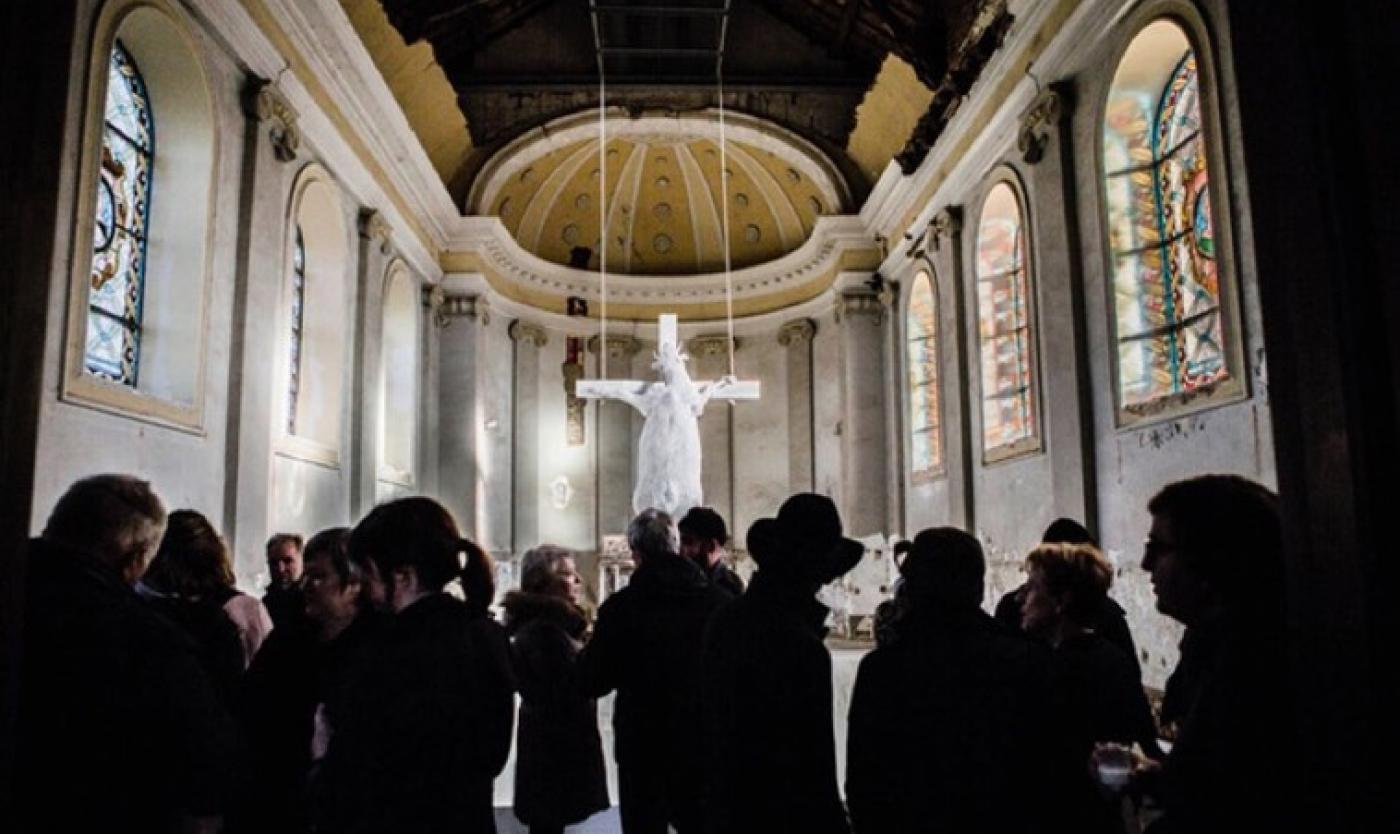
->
xmin=287 ymin=226 xmax=306 ymax=434
xmin=86 ymin=40 xmax=153 ymax=385
xmin=282 ymin=170 xmax=348 ymax=460
xmin=975 ymin=180 xmax=1040 ymax=458
xmin=379 ymin=265 xmax=419 ymax=485
xmin=1104 ymin=19 xmax=1231 ymax=414
xmin=64 ymin=2 xmax=216 ymax=430
xmin=907 ymin=269 xmax=942 ymax=480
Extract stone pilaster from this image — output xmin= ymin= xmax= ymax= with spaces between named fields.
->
xmin=436 ymin=293 xmax=486 ymax=537
xmin=837 ymin=287 xmax=890 ymax=538
xmin=686 ymin=334 xmax=738 ymax=525
xmin=224 ymin=76 xmax=304 ymax=579
xmin=350 ymin=209 xmax=394 ymax=516
xmin=510 ymin=320 xmax=548 ymax=553
xmin=778 ymin=319 xmax=817 ymax=493
xmin=588 ymin=335 xmax=643 ymax=535
xmin=925 ymin=206 xmax=974 ymax=529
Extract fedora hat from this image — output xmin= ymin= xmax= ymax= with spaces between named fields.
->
xmin=749 ymin=493 xmax=863 ymax=581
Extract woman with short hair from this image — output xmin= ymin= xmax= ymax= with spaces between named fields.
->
xmin=502 ymin=545 xmax=609 ymax=834
xmin=1020 ymin=542 xmax=1157 ymax=833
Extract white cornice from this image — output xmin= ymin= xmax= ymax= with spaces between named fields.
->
xmin=441 ymin=272 xmax=846 ymax=339
xmin=188 ymin=0 xmax=444 ymax=280
xmin=448 ymin=213 xmax=874 ymax=307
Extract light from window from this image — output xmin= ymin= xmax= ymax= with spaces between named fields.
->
xmin=907 ymin=270 xmax=942 ymax=480
xmin=287 ymin=226 xmax=306 ymax=434
xmin=1104 ymin=20 xmax=1227 ymax=410
xmin=976 ymin=181 xmax=1038 ymax=455
xmin=86 ymin=40 xmax=153 ymax=385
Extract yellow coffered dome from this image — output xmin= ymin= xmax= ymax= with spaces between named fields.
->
xmin=467 ymin=110 xmax=850 ymax=276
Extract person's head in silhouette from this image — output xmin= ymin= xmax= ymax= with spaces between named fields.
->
xmin=42 ymin=473 xmax=167 ymax=585
xmin=896 ymin=527 xmax=985 ymax=613
xmin=350 ymin=497 xmax=494 ymax=616
xmin=1143 ymin=475 xmax=1282 ymax=628
xmin=1020 ymin=542 xmax=1113 ymax=645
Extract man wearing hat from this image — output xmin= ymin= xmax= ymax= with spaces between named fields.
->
xmin=701 ymin=493 xmax=863 ymax=834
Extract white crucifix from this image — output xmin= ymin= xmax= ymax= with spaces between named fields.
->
xmin=577 ymin=314 xmax=760 ymax=520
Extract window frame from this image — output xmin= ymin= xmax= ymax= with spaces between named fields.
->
xmin=1096 ymin=6 xmax=1248 ymax=429
xmin=906 ymin=267 xmax=945 ymax=483
xmin=60 ymin=0 xmax=218 ymax=434
xmin=972 ymin=170 xmax=1044 ymax=464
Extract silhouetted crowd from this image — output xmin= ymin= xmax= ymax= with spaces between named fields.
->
xmin=14 ymin=474 xmax=1291 ymax=833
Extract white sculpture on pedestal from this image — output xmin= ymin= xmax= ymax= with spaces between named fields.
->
xmin=577 ymin=314 xmax=760 ymax=520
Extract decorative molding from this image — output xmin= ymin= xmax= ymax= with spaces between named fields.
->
xmin=686 ymin=335 xmax=740 ymax=358
xmin=508 ymin=319 xmax=549 ymax=347
xmin=439 ymin=293 xmax=487 ymax=328
xmin=930 ymin=207 xmax=964 ymax=253
xmin=836 ymin=289 xmax=885 ymax=324
xmin=422 ymin=284 xmax=446 ymax=326
xmin=358 ymin=208 xmax=393 ymax=255
xmin=777 ymin=318 xmax=817 ymax=346
xmin=587 ymin=335 xmax=643 ymax=359
xmin=242 ymin=77 xmax=300 ymax=162
xmin=1018 ymin=85 xmax=1067 ymax=165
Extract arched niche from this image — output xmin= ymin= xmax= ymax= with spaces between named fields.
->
xmin=378 ymin=262 xmax=418 ymax=484
xmin=61 ymin=0 xmax=217 ymax=430
xmin=281 ymin=165 xmax=349 ymax=465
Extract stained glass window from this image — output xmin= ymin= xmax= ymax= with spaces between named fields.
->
xmin=1104 ymin=20 xmax=1228 ymax=412
xmin=287 ymin=226 xmax=306 ymax=434
xmin=907 ymin=270 xmax=942 ymax=480
xmin=86 ymin=40 xmax=153 ymax=385
xmin=975 ymin=181 xmax=1038 ymax=456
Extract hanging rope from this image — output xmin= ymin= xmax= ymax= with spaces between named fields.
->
xmin=591 ymin=6 xmax=609 ymax=381
xmin=717 ymin=1 xmax=736 ymax=377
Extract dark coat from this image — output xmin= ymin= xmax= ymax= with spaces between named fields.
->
xmin=237 ymin=611 xmax=387 ymax=834
xmin=995 ymin=585 xmax=1142 ymax=677
xmin=263 ymin=584 xmax=309 ymax=633
xmin=140 ymin=588 xmax=245 ymax=710
xmin=1148 ymin=618 xmax=1292 ymax=834
xmin=1045 ymin=632 xmax=1156 ymax=834
xmin=317 ymin=593 xmax=516 ymax=834
xmin=579 ymin=552 xmax=729 ymax=827
xmin=502 ymin=591 xmax=609 ymax=827
xmin=704 ymin=560 xmax=745 ymax=598
xmin=845 ymin=605 xmax=1055 ymax=834
xmin=702 ymin=571 xmax=850 ymax=834
xmin=14 ymin=539 xmax=238 ymax=833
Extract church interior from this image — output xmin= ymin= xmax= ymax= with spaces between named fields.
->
xmin=1 ymin=0 xmax=1394 ymax=830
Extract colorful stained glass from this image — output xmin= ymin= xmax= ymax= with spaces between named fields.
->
xmin=1104 ymin=21 xmax=1228 ymax=410
xmin=907 ymin=270 xmax=942 ymax=479
xmin=287 ymin=227 xmax=306 ymax=435
xmin=975 ymin=182 xmax=1038 ymax=454
xmin=86 ymin=40 xmax=152 ymax=384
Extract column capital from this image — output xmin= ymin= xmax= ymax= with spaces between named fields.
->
xmin=685 ymin=334 xmax=739 ymax=358
xmin=1018 ymin=83 xmax=1071 ymax=165
xmin=435 ymin=292 xmax=487 ymax=328
xmin=835 ymin=288 xmax=885 ymax=324
xmin=242 ymin=77 xmax=299 ymax=162
xmin=358 ymin=208 xmax=393 ymax=255
xmin=587 ymin=335 xmax=642 ymax=359
xmin=930 ymin=206 xmax=963 ymax=252
xmin=508 ymin=319 xmax=549 ymax=347
xmin=777 ymin=318 xmax=816 ymax=346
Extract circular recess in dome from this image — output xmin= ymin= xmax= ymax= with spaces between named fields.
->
xmin=469 ymin=110 xmax=851 ymax=276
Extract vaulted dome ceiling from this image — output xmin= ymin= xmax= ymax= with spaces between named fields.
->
xmin=468 ymin=111 xmax=850 ymax=275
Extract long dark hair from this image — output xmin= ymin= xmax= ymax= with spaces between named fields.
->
xmin=349 ymin=497 xmax=495 ymax=617
xmin=144 ymin=509 xmax=235 ymax=598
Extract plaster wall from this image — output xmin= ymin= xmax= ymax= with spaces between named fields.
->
xmin=811 ymin=309 xmax=846 ymax=508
